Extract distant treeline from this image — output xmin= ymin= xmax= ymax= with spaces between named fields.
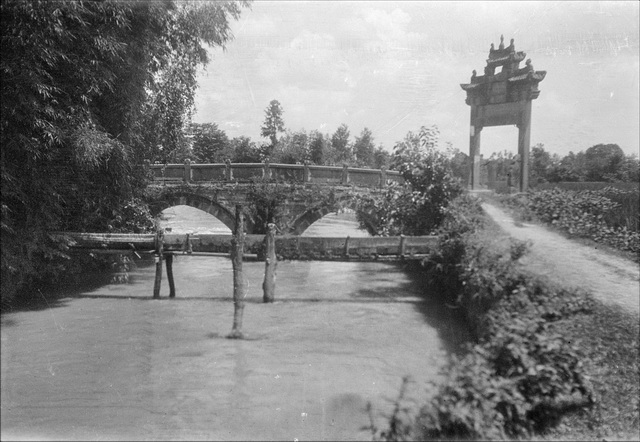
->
xmin=183 ymin=122 xmax=394 ymax=169
xmin=485 ymin=143 xmax=639 ymax=185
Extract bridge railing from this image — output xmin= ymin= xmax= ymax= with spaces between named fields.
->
xmin=145 ymin=160 xmax=404 ymax=188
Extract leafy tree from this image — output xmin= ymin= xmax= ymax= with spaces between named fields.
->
xmin=138 ymin=2 xmax=248 ymax=163
xmin=260 ymin=99 xmax=285 ymax=155
xmin=530 ymin=144 xmax=552 ymax=184
xmin=272 ymin=130 xmax=309 ymax=164
xmin=353 ymin=127 xmax=376 ymax=168
xmin=229 ymin=136 xmax=261 ymax=163
xmin=373 ymin=145 xmax=391 ymax=169
xmin=444 ymin=144 xmax=470 ymax=183
xmin=190 ymin=123 xmax=230 ymax=163
xmin=330 ymin=124 xmax=353 ymax=165
xmin=584 ymin=143 xmax=625 ymax=182
xmin=615 ymin=155 xmax=640 ymax=182
xmin=487 ymin=150 xmax=521 ymax=185
xmin=0 ymin=0 xmax=249 ymax=304
xmin=309 ymin=131 xmax=328 ymax=165
xmin=355 ymin=125 xmax=463 ymax=235
xmin=246 ymin=181 xmax=288 ymax=234
xmin=547 ymin=151 xmax=587 ymax=182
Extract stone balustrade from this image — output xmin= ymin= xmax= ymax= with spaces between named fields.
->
xmin=145 ymin=160 xmax=404 ymax=188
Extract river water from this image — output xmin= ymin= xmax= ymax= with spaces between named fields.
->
xmin=1 ymin=206 xmax=467 ymax=441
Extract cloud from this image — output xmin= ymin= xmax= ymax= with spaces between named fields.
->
xmin=194 ymin=1 xmax=639 ymax=156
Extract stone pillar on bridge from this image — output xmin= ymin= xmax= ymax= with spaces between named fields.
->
xmin=184 ymin=158 xmax=191 ymax=184
xmin=380 ymin=166 xmax=387 ymax=188
xmin=341 ymin=164 xmax=350 ymax=185
xmin=262 ymin=160 xmax=271 ymax=180
xmin=303 ymin=161 xmax=310 ymax=183
xmin=225 ymin=159 xmax=232 ymax=181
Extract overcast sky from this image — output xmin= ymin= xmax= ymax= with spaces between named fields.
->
xmin=193 ymin=1 xmax=639 ymax=158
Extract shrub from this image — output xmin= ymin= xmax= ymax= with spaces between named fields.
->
xmin=355 ymin=126 xmax=464 ymax=236
xmin=531 ymin=188 xmax=639 ymax=254
xmin=374 ymin=194 xmax=595 ymax=440
xmin=496 ymin=187 xmax=639 ymax=256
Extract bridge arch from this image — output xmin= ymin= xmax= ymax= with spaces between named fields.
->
xmin=147 ymin=192 xmax=236 ymax=232
xmin=291 ymin=198 xmax=378 ymax=236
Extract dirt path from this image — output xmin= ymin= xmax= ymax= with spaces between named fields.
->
xmin=481 ymin=202 xmax=639 ymax=316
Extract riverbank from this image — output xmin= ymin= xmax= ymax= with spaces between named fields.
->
xmin=371 ymin=194 xmax=638 ymax=440
xmin=478 ymin=194 xmax=639 ymax=441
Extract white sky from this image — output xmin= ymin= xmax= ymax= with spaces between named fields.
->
xmin=193 ymin=1 xmax=639 ymax=158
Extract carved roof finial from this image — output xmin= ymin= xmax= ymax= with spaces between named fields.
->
xmin=525 ymin=58 xmax=533 ymax=71
xmin=471 ymin=69 xmax=477 ymax=80
xmin=490 ymin=43 xmax=495 ymax=52
xmin=499 ymin=34 xmax=505 ymax=50
xmin=508 ymin=38 xmax=515 ymax=51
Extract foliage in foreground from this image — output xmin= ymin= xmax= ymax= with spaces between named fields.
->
xmin=372 ymin=195 xmax=595 ymax=440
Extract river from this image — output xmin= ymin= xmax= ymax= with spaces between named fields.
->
xmin=1 ymin=206 xmax=467 ymax=441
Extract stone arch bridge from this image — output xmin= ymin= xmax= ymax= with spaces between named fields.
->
xmin=145 ymin=161 xmax=404 ymax=235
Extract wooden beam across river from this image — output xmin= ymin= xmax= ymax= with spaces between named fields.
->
xmin=53 ymin=232 xmax=438 ymax=261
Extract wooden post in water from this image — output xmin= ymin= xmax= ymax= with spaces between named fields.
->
xmin=165 ymin=254 xmax=176 ymax=298
xmin=262 ymin=223 xmax=277 ymax=303
xmin=153 ymin=231 xmax=164 ymax=298
xmin=228 ymin=205 xmax=246 ymax=339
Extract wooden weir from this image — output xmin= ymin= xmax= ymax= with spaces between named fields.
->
xmin=52 ymin=231 xmax=437 ymax=299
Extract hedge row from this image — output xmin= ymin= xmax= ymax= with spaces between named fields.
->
xmin=498 ymin=187 xmax=639 ymax=257
xmin=373 ymin=194 xmax=595 ymax=441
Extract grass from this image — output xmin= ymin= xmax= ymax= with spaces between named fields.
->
xmin=538 ymin=302 xmax=639 ymax=441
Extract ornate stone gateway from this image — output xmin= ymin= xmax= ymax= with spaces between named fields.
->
xmin=461 ymin=36 xmax=546 ymax=192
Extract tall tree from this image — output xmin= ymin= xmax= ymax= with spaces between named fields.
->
xmin=444 ymin=143 xmax=470 ymax=183
xmin=530 ymin=144 xmax=552 ymax=184
xmin=373 ymin=145 xmax=391 ymax=169
xmin=260 ymin=99 xmax=285 ymax=154
xmin=553 ymin=151 xmax=587 ymax=182
xmin=229 ymin=136 xmax=261 ymax=163
xmin=191 ymin=123 xmax=230 ymax=163
xmin=615 ymin=155 xmax=640 ymax=182
xmin=330 ymin=124 xmax=352 ymax=165
xmin=0 ymin=0 xmax=250 ymax=304
xmin=272 ymin=130 xmax=309 ymax=164
xmin=353 ymin=127 xmax=376 ymax=168
xmin=584 ymin=143 xmax=625 ymax=181
xmin=309 ymin=131 xmax=328 ymax=165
